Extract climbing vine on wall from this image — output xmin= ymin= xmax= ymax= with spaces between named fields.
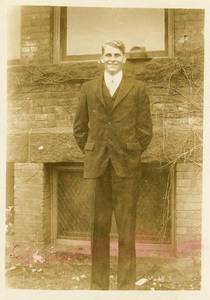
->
xmin=7 ymin=55 xmax=203 ymax=165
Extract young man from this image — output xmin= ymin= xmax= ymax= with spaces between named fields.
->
xmin=73 ymin=40 xmax=153 ymax=290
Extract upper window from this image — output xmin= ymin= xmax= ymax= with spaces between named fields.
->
xmin=7 ymin=6 xmax=21 ymax=64
xmin=60 ymin=7 xmax=169 ymax=61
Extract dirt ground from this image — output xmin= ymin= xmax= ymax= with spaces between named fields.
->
xmin=5 ymin=239 xmax=201 ymax=290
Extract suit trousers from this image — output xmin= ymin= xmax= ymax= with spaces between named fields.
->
xmin=88 ymin=160 xmax=139 ymax=290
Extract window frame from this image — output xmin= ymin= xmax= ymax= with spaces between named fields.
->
xmin=50 ymin=162 xmax=176 ymax=250
xmin=54 ymin=7 xmax=174 ymax=63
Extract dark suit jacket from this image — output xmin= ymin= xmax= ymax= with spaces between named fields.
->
xmin=73 ymin=73 xmax=153 ymax=178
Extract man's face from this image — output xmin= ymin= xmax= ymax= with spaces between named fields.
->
xmin=100 ymin=45 xmax=126 ymax=75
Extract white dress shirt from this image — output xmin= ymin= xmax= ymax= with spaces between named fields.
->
xmin=104 ymin=70 xmax=123 ymax=97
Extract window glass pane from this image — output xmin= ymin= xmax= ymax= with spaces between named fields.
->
xmin=66 ymin=7 xmax=165 ymax=55
xmin=7 ymin=6 xmax=21 ymax=60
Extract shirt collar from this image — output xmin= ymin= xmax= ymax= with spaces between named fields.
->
xmin=104 ymin=70 xmax=123 ymax=84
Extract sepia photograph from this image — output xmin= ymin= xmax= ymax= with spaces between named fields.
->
xmin=2 ymin=0 xmax=209 ymax=298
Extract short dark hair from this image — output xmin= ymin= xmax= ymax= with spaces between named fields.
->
xmin=102 ymin=40 xmax=125 ymax=55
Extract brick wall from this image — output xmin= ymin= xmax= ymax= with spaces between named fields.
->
xmin=13 ymin=163 xmax=51 ymax=246
xmin=21 ymin=6 xmax=53 ymax=65
xmin=7 ymin=7 xmax=204 ymax=163
xmin=6 ymin=163 xmax=14 ymax=207
xmin=19 ymin=7 xmax=205 ymax=64
xmin=174 ymin=9 xmax=204 ymax=56
xmin=12 ymin=160 xmax=202 ymax=255
xmin=175 ymin=162 xmax=202 ymax=256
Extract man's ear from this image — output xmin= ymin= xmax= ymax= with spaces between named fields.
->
xmin=100 ymin=56 xmax=104 ymax=64
xmin=123 ymin=56 xmax=127 ymax=64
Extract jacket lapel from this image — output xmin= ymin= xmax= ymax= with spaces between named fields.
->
xmin=89 ymin=73 xmax=134 ymax=110
xmin=111 ymin=75 xmax=134 ymax=111
xmin=90 ymin=74 xmax=106 ymax=108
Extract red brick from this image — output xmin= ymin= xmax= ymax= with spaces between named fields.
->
xmin=175 ymin=9 xmax=185 ymax=15
xmin=176 ymin=187 xmax=188 ymax=195
xmin=186 ymin=226 xmax=201 ymax=234
xmin=14 ymin=208 xmax=44 ymax=217
xmin=35 ymin=114 xmax=48 ymax=121
xmin=15 ymin=188 xmax=44 ymax=200
xmin=56 ymin=120 xmax=69 ymax=127
xmin=176 ymin=171 xmax=201 ymax=179
xmin=41 ymin=18 xmax=51 ymax=25
xmin=41 ymin=12 xmax=50 ymax=19
xmin=22 ymin=47 xmax=30 ymax=53
xmin=22 ymin=19 xmax=31 ymax=26
xmin=176 ymin=234 xmax=201 ymax=243
xmin=36 ymin=58 xmax=51 ymax=65
xmin=176 ymin=184 xmax=202 ymax=195
xmin=176 ymin=227 xmax=187 ymax=235
xmin=42 ymin=25 xmax=50 ymax=32
xmin=14 ymin=182 xmax=44 ymax=190
xmin=34 ymin=107 xmax=43 ymax=113
xmin=35 ymin=51 xmax=50 ymax=59
xmin=14 ymin=169 xmax=44 ymax=178
xmin=46 ymin=121 xmax=56 ymax=128
xmin=14 ymin=202 xmax=43 ymax=213
xmin=46 ymin=114 xmax=55 ymax=121
xmin=176 ymin=195 xmax=201 ymax=203
xmin=175 ymin=21 xmax=185 ymax=29
xmin=176 ymin=238 xmax=201 ymax=256
xmin=185 ymin=13 xmax=204 ymax=22
xmin=175 ymin=15 xmax=186 ymax=22
xmin=7 ymin=134 xmax=28 ymax=162
xmin=55 ymin=113 xmax=68 ymax=120
xmin=176 ymin=217 xmax=201 ymax=227
xmin=185 ymin=9 xmax=204 ymax=14
xmin=176 ymin=211 xmax=201 ymax=220
xmin=15 ymin=163 xmax=44 ymax=170
xmin=176 ymin=163 xmax=199 ymax=172
xmin=22 ymin=27 xmax=32 ymax=35
xmin=30 ymin=121 xmax=48 ymax=128
xmin=29 ymin=32 xmax=50 ymax=40
xmin=176 ymin=202 xmax=201 ymax=211
xmin=176 ymin=179 xmax=192 ymax=187
xmin=30 ymin=26 xmax=42 ymax=33
xmin=39 ymin=39 xmax=50 ymax=46
xmin=14 ymin=175 xmax=44 ymax=186
xmin=42 ymin=106 xmax=54 ymax=113
xmin=31 ymin=19 xmax=42 ymax=27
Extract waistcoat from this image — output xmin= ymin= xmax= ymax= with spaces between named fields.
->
xmin=102 ymin=80 xmax=121 ymax=113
